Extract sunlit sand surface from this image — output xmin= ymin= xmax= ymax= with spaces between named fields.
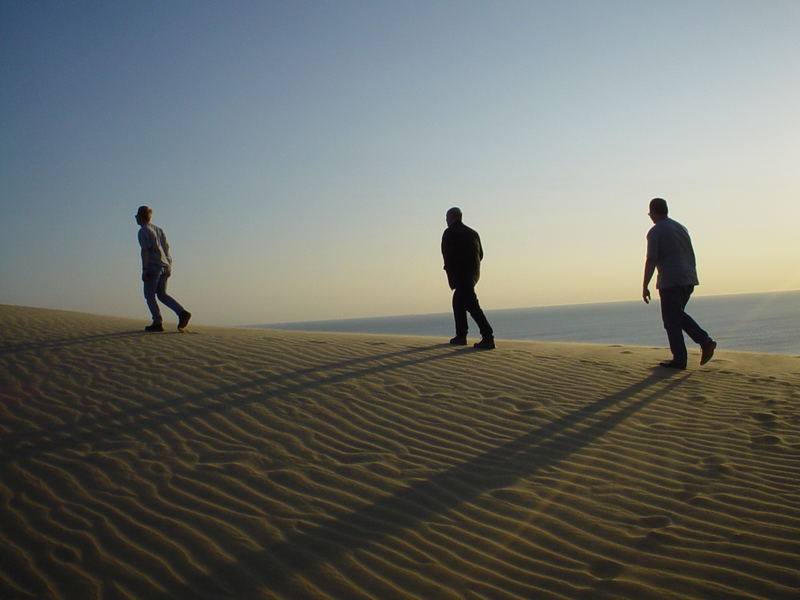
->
xmin=2 ymin=305 xmax=799 ymax=599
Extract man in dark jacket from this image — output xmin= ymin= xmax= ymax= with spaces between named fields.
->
xmin=441 ymin=207 xmax=495 ymax=349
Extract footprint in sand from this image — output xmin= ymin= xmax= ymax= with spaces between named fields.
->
xmin=637 ymin=528 xmax=676 ymax=550
xmin=751 ymin=433 xmax=782 ymax=446
xmin=698 ymin=455 xmax=734 ymax=476
xmin=749 ymin=412 xmax=778 ymax=426
xmin=588 ymin=558 xmax=624 ymax=580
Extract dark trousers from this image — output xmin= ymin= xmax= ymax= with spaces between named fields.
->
xmin=452 ymin=287 xmax=493 ymax=339
xmin=659 ymin=285 xmax=711 ymax=364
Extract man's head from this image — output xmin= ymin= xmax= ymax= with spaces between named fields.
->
xmin=446 ymin=207 xmax=462 ymax=226
xmin=135 ymin=206 xmax=152 ymax=226
xmin=648 ymin=198 xmax=668 ymax=223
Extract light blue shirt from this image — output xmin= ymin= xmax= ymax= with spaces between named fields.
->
xmin=138 ymin=223 xmax=172 ymax=271
xmin=646 ymin=217 xmax=699 ymax=289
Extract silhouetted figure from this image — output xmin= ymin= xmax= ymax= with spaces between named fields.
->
xmin=642 ymin=198 xmax=715 ymax=369
xmin=135 ymin=206 xmax=191 ymax=332
xmin=441 ymin=207 xmax=495 ymax=349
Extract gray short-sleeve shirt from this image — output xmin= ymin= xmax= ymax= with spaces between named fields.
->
xmin=646 ymin=217 xmax=699 ymax=290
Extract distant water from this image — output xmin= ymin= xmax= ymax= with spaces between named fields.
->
xmin=255 ymin=291 xmax=800 ymax=356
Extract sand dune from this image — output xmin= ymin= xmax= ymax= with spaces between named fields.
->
xmin=1 ymin=304 xmax=799 ymax=600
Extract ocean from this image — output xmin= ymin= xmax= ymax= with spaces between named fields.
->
xmin=256 ymin=291 xmax=800 ymax=356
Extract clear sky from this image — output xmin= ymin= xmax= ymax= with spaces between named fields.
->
xmin=2 ymin=1 xmax=798 ymax=326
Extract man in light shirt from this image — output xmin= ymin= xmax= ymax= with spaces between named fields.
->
xmin=135 ymin=206 xmax=191 ymax=332
xmin=642 ymin=198 xmax=715 ymax=369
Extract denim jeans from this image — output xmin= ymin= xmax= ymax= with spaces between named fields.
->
xmin=452 ymin=286 xmax=493 ymax=338
xmin=659 ymin=285 xmax=711 ymax=365
xmin=143 ymin=267 xmax=185 ymax=323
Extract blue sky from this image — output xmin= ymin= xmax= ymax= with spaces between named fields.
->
xmin=2 ymin=1 xmax=798 ymax=326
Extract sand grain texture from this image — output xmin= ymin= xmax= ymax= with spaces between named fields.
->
xmin=1 ymin=305 xmax=799 ymax=600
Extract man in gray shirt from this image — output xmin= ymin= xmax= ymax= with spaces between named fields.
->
xmin=642 ymin=198 xmax=715 ymax=369
xmin=136 ymin=206 xmax=191 ymax=332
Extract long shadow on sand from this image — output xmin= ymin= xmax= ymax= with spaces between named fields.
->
xmin=154 ymin=371 xmax=691 ymax=599
xmin=1 ymin=343 xmax=466 ymax=461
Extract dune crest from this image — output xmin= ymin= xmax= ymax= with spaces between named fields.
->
xmin=1 ymin=305 xmax=799 ymax=599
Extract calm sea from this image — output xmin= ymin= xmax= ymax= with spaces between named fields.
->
xmin=256 ymin=291 xmax=800 ymax=356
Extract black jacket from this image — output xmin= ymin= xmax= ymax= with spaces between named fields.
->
xmin=441 ymin=221 xmax=483 ymax=290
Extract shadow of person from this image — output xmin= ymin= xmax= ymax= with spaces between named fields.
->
xmin=156 ymin=371 xmax=690 ymax=599
xmin=0 ymin=343 xmax=461 ymax=461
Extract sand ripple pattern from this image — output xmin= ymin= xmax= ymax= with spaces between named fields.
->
xmin=1 ymin=305 xmax=799 ymax=599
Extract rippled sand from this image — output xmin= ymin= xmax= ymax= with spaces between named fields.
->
xmin=1 ymin=305 xmax=799 ymax=600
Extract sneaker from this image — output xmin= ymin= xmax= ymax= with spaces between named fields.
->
xmin=178 ymin=311 xmax=192 ymax=331
xmin=658 ymin=360 xmax=686 ymax=370
xmin=700 ymin=340 xmax=716 ymax=365
xmin=474 ymin=337 xmax=495 ymax=350
xmin=449 ymin=336 xmax=467 ymax=345
xmin=145 ymin=322 xmax=164 ymax=332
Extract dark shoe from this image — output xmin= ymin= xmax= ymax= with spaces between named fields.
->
xmin=700 ymin=340 xmax=716 ymax=365
xmin=145 ymin=322 xmax=164 ymax=332
xmin=449 ymin=336 xmax=467 ymax=345
xmin=659 ymin=360 xmax=686 ymax=370
xmin=474 ymin=337 xmax=495 ymax=350
xmin=178 ymin=311 xmax=192 ymax=331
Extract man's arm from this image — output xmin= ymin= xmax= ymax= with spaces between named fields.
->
xmin=441 ymin=231 xmax=451 ymax=271
xmin=160 ymin=229 xmax=171 ymax=264
xmin=141 ymin=247 xmax=150 ymax=270
xmin=139 ymin=228 xmax=154 ymax=280
xmin=474 ymin=231 xmax=484 ymax=261
xmin=141 ymin=248 xmax=153 ymax=280
xmin=642 ymin=258 xmax=656 ymax=304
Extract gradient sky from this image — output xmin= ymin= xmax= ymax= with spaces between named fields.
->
xmin=2 ymin=1 xmax=798 ymax=326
